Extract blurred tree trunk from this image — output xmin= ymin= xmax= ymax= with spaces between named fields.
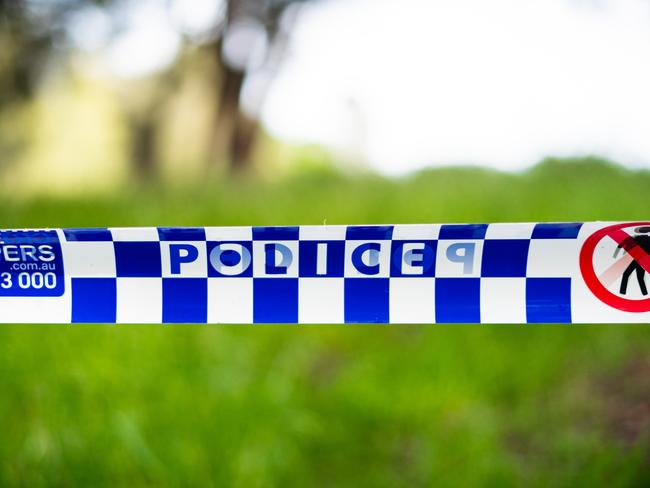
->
xmin=129 ymin=113 xmax=158 ymax=181
xmin=210 ymin=42 xmax=258 ymax=174
xmin=231 ymin=111 xmax=259 ymax=172
xmin=207 ymin=0 xmax=301 ymax=175
xmin=123 ymin=70 xmax=179 ymax=184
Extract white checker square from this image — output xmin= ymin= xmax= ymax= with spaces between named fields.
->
xmin=110 ymin=227 xmax=160 ymax=241
xmin=435 ymin=240 xmax=483 ymax=277
xmin=392 ymin=224 xmax=440 ymax=240
xmin=207 ymin=278 xmax=253 ymax=323
xmin=480 ymin=278 xmax=526 ymax=323
xmin=527 ymin=239 xmax=578 ymax=277
xmin=0 ymin=297 xmax=71 ymax=323
xmin=205 ymin=226 xmax=252 ymax=241
xmin=299 ymin=278 xmax=344 ymax=323
xmin=63 ymin=241 xmax=115 ymax=277
xmin=116 ymin=278 xmax=162 ymax=323
xmin=389 ymin=278 xmax=435 ymax=323
xmin=0 ymin=277 xmax=71 ymax=323
xmin=485 ymin=223 xmax=535 ymax=240
xmin=344 ymin=240 xmax=391 ymax=278
xmin=252 ymin=241 xmax=299 ymax=277
xmin=299 ymin=225 xmax=346 ymax=241
xmin=161 ymin=241 xmax=207 ymax=277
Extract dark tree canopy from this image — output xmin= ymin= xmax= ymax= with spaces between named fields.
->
xmin=0 ymin=0 xmax=112 ymax=107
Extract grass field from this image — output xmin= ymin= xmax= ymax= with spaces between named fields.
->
xmin=0 ymin=157 xmax=649 ymax=486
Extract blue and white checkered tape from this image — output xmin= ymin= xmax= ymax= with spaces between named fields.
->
xmin=1 ymin=222 xmax=649 ymax=323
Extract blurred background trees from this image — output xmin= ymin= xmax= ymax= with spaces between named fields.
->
xmin=0 ymin=0 xmax=307 ymax=183
xmin=3 ymin=0 xmax=650 ymax=192
xmin=0 ymin=0 xmax=103 ymax=167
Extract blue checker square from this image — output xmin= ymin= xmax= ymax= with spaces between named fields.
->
xmin=71 ymin=278 xmax=116 ymax=323
xmin=253 ymin=226 xmax=299 ymax=240
xmin=439 ymin=224 xmax=487 ymax=240
xmin=346 ymin=226 xmax=393 ymax=240
xmin=532 ymin=223 xmax=582 ymax=239
xmin=115 ymin=241 xmax=162 ymax=277
xmin=435 ymin=278 xmax=480 ymax=323
xmin=526 ymin=278 xmax=571 ymax=323
xmin=344 ymin=278 xmax=389 ymax=323
xmin=299 ymin=240 xmax=345 ymax=277
xmin=207 ymin=241 xmax=253 ymax=277
xmin=163 ymin=278 xmax=207 ymax=323
xmin=158 ymin=227 xmax=206 ymax=241
xmin=390 ymin=240 xmax=437 ymax=277
xmin=64 ymin=228 xmax=112 ymax=242
xmin=253 ymin=278 xmax=298 ymax=323
xmin=481 ymin=239 xmax=529 ymax=277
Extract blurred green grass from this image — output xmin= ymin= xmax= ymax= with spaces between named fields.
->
xmin=1 ymin=157 xmax=649 ymax=487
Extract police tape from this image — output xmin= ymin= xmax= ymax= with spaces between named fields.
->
xmin=1 ymin=222 xmax=649 ymax=324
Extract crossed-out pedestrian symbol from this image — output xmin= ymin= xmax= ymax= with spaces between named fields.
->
xmin=580 ymin=222 xmax=650 ymax=312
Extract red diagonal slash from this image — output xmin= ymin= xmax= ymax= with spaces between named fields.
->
xmin=608 ymin=229 xmax=650 ymax=274
xmin=598 ymin=252 xmax=633 ymax=287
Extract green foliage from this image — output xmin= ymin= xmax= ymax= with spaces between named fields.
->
xmin=0 ymin=157 xmax=649 ymax=486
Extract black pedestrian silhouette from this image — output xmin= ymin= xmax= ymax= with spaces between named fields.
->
xmin=614 ymin=226 xmax=650 ymax=295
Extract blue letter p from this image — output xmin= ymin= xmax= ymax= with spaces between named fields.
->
xmin=169 ymin=244 xmax=199 ymax=274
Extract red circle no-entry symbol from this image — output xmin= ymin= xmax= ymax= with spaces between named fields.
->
xmin=580 ymin=222 xmax=650 ymax=312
